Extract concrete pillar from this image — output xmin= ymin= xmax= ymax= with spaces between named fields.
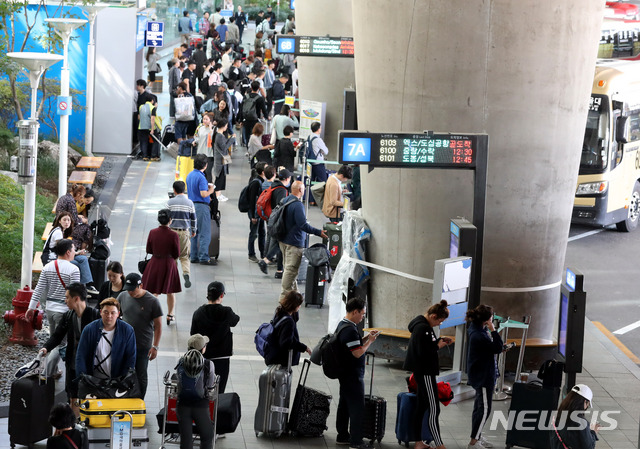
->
xmin=352 ymin=0 xmax=604 ymax=339
xmin=295 ymin=0 xmax=355 ymax=157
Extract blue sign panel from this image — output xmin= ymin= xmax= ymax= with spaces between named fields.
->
xmin=146 ymin=21 xmax=164 ymax=47
xmin=136 ymin=15 xmax=147 ymax=51
xmin=290 ymin=0 xmax=296 ymax=9
xmin=57 ymin=96 xmax=72 ymax=116
xmin=341 ymin=137 xmax=372 ymax=163
xmin=277 ymin=37 xmax=296 ymax=54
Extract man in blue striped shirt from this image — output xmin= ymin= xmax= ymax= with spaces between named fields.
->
xmin=166 ymin=180 xmax=197 ymax=288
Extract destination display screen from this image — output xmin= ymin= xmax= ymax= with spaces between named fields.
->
xmin=276 ymin=35 xmax=354 ymax=57
xmin=338 ymin=132 xmax=478 ymax=168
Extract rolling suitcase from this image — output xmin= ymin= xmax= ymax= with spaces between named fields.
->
xmin=505 ymin=382 xmax=559 ymax=449
xmin=209 ymin=214 xmax=220 ymax=260
xmin=89 ymin=257 xmax=107 ymax=291
xmin=304 ymin=264 xmax=327 ymax=307
xmin=79 ymin=398 xmax=146 ymax=428
xmin=363 ymin=352 xmax=387 ymax=444
xmin=217 ymin=392 xmax=242 ymax=434
xmin=288 ymin=359 xmax=331 ymax=437
xmin=175 ymin=155 xmax=194 ymax=184
xmin=88 ymin=427 xmax=149 ymax=449
xmin=8 ymin=375 xmax=55 ymax=447
xmin=161 ymin=124 xmax=176 ymax=146
xmin=395 ymin=392 xmax=431 ymax=447
xmin=254 ymin=351 xmax=292 ymax=437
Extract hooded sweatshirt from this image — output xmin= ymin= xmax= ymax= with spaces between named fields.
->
xmin=403 ymin=315 xmax=441 ymax=376
xmin=466 ymin=321 xmax=503 ymax=388
xmin=190 ymin=303 xmax=240 ymax=359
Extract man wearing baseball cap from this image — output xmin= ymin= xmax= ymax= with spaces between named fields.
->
xmin=117 ymin=273 xmax=163 ymax=399
xmin=190 ymin=281 xmax=240 ymax=393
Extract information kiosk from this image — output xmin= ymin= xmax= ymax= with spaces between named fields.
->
xmin=557 ymin=267 xmax=586 ymax=391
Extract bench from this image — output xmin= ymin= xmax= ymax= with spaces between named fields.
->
xmin=41 ymin=222 xmax=53 ymax=241
xmin=68 ymin=170 xmax=97 ymax=185
xmin=76 ymin=156 xmax=104 ymax=170
xmin=33 ymin=252 xmax=43 ymax=273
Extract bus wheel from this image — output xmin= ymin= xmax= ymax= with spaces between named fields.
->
xmin=616 ymin=181 xmax=640 ymax=232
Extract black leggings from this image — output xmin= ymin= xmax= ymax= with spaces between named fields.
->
xmin=470 ymin=386 xmax=492 ymax=440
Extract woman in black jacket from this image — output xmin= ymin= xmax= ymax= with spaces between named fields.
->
xmin=272 ymin=125 xmax=296 ymax=172
xmin=550 ymin=384 xmax=598 ymax=449
xmin=266 ymin=291 xmax=311 ymax=367
xmin=403 ymin=300 xmax=452 ymax=449
xmin=466 ymin=304 xmax=504 ymax=449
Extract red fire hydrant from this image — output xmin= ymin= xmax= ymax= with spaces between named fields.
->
xmin=3 ymin=285 xmax=42 ymax=346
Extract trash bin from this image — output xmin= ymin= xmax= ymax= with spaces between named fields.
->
xmin=323 ymin=222 xmax=342 ymax=269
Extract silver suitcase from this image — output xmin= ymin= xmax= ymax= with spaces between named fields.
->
xmin=87 ymin=427 xmax=149 ymax=448
xmin=254 ymin=350 xmax=292 ymax=437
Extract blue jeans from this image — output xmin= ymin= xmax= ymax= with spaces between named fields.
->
xmin=191 ymin=202 xmax=211 ymax=262
xmin=71 ymin=255 xmax=93 ymax=284
xmin=248 ymin=217 xmax=266 ymax=257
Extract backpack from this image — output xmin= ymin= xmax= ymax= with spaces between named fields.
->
xmin=313 ymin=323 xmax=349 ymax=379
xmin=267 ymin=197 xmax=295 ymax=241
xmin=256 ymin=185 xmax=286 ymax=221
xmin=238 ymin=178 xmax=260 ymax=213
xmin=200 ymin=74 xmax=210 ymax=96
xmin=242 ymin=93 xmax=259 ymax=121
xmin=41 ymin=231 xmax=55 ymax=265
xmin=305 ymin=135 xmax=319 ymax=163
xmin=176 ymin=357 xmax=210 ymax=402
xmin=310 ymin=181 xmax=326 ymax=210
xmin=227 ymin=92 xmax=239 ymax=120
xmin=537 ymin=359 xmax=565 ymax=389
xmin=254 ymin=315 xmax=284 ymax=360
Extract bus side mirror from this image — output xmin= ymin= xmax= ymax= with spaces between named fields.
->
xmin=616 ymin=116 xmax=628 ymax=144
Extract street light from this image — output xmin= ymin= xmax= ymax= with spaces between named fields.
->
xmin=81 ymin=3 xmax=108 ymax=156
xmin=44 ymin=18 xmax=87 ymax=199
xmin=7 ymin=52 xmax=63 ymax=289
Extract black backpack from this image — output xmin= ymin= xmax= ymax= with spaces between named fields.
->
xmin=242 ymin=93 xmax=259 ymax=121
xmin=267 ymin=197 xmax=294 ymax=241
xmin=238 ymin=178 xmax=260 ymax=213
xmin=537 ymin=359 xmax=564 ymax=389
xmin=312 ymin=323 xmax=349 ymax=379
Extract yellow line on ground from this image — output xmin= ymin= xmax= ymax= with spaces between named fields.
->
xmin=120 ymin=162 xmax=151 ymax=265
xmin=592 ymin=321 xmax=640 ymax=364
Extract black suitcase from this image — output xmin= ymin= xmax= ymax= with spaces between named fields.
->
xmin=505 ymin=382 xmax=559 ymax=449
xmin=363 ymin=352 xmax=386 ymax=444
xmin=161 ymin=124 xmax=176 ymax=146
xmin=217 ymin=392 xmax=241 ymax=434
xmin=209 ymin=210 xmax=220 ymax=260
xmin=9 ymin=375 xmax=55 ymax=446
xmin=304 ymin=264 xmax=327 ymax=307
xmin=289 ymin=359 xmax=331 ymax=437
xmin=89 ymin=257 xmax=107 ymax=291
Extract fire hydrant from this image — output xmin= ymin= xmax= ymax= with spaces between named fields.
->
xmin=3 ymin=285 xmax=42 ymax=346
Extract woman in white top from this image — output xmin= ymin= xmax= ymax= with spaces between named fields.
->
xmin=271 ymin=105 xmax=299 ymax=142
xmin=248 ymin=122 xmax=274 ymax=168
xmin=45 ymin=211 xmax=97 ymax=293
xmin=194 ymin=113 xmax=216 ymax=183
xmin=146 ymin=47 xmax=161 ymax=82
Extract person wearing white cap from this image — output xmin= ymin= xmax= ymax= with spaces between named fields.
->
xmin=550 ymin=383 xmax=598 ymax=449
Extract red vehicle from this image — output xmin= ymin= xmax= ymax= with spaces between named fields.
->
xmin=606 ymin=1 xmax=640 ymax=20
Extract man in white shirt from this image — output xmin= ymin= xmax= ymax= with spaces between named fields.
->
xmin=308 ymin=121 xmax=330 ymax=204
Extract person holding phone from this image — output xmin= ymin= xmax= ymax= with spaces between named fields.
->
xmin=465 ymin=304 xmax=504 ymax=449
xmin=550 ymin=384 xmax=598 ymax=449
xmin=403 ymin=300 xmax=451 ymax=449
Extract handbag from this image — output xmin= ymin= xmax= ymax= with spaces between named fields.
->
xmin=138 ymin=254 xmax=149 ymax=274
xmin=270 ymin=124 xmax=277 ymax=145
xmin=223 ymin=154 xmax=232 ymax=165
xmin=78 ymin=369 xmax=141 ymax=399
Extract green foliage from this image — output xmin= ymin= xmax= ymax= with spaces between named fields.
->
xmin=243 ymin=0 xmax=292 ymax=21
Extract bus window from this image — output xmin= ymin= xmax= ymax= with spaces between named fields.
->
xmin=627 ymin=109 xmax=640 ymax=142
xmin=580 ymin=95 xmax=610 ymax=173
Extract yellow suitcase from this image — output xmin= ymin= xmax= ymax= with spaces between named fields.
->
xmin=79 ymin=398 xmax=146 ymax=428
xmin=175 ymin=155 xmax=194 ymax=185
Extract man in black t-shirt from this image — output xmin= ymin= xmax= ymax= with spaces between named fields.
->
xmin=334 ymin=298 xmax=380 ymax=449
xmin=182 ymin=60 xmax=197 ymax=96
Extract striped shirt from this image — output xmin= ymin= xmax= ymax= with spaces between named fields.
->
xmin=166 ymin=194 xmax=197 ymax=233
xmin=29 ymin=259 xmax=80 ymax=314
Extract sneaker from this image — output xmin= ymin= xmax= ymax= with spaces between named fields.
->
xmin=274 ymin=271 xmax=283 ymax=279
xmin=479 ymin=436 xmax=493 ymax=448
xmin=86 ymin=285 xmax=99 ymax=296
xmin=200 ymin=259 xmax=217 ymax=266
xmin=190 ymin=260 xmax=199 ymax=264
xmin=248 ymin=255 xmax=259 ymax=263
xmin=218 ymin=194 xmax=229 ymax=202
xmin=336 ymin=436 xmax=350 ymax=445
xmin=152 ymin=157 xmax=161 ymax=161
xmin=467 ymin=442 xmax=484 ymax=449
xmin=350 ymin=442 xmax=374 ymax=449
xmin=215 ymin=434 xmax=226 ymax=440
xmin=143 ymin=157 xmax=150 ymax=161
xmin=258 ymin=259 xmax=268 ymax=274
xmin=183 ymin=274 xmax=191 ymax=288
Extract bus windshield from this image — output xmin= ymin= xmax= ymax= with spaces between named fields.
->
xmin=580 ymin=95 xmax=610 ymax=174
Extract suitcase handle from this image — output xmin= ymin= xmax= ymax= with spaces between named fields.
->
xmin=298 ymin=358 xmax=311 ymax=389
xmin=366 ymin=351 xmax=375 ymax=397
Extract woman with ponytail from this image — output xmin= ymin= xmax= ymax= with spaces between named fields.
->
xmin=465 ymin=304 xmax=504 ymax=449
xmin=403 ymin=300 xmax=452 ymax=449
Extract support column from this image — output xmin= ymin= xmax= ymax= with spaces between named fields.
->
xmin=352 ymin=0 xmax=604 ymax=339
xmin=295 ymin=0 xmax=355 ymax=156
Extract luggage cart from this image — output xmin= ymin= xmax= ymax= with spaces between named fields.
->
xmin=493 ymin=315 xmax=531 ymax=401
xmin=159 ymin=370 xmax=220 ymax=449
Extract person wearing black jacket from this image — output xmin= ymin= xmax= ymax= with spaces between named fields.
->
xmin=47 ymin=403 xmax=87 ymax=449
xmin=40 ymin=283 xmax=101 ymax=416
xmin=272 ymin=126 xmax=296 ymax=172
xmin=242 ymin=81 xmax=268 ymax=148
xmin=465 ymin=304 xmax=504 ymax=449
xmin=403 ymin=300 xmax=452 ymax=449
xmin=248 ymin=162 xmax=267 ymax=263
xmin=190 ymin=282 xmax=240 ymax=393
xmin=258 ymin=168 xmax=292 ymax=278
xmin=265 ymin=291 xmax=310 ymax=367
xmin=550 ymin=384 xmax=598 ymax=449
xmin=272 ymin=74 xmax=288 ymax=115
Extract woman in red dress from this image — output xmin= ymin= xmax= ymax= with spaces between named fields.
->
xmin=143 ymin=209 xmax=182 ymax=325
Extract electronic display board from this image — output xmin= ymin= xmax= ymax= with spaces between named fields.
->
xmin=275 ymin=35 xmax=354 ymax=57
xmin=338 ymin=131 xmax=481 ymax=168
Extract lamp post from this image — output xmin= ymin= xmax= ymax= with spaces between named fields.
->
xmin=7 ymin=52 xmax=63 ymax=289
xmin=44 ymin=18 xmax=87 ymax=199
xmin=81 ymin=4 xmax=108 ymax=156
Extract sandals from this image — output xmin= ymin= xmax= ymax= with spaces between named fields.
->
xmin=166 ymin=314 xmax=175 ymax=326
